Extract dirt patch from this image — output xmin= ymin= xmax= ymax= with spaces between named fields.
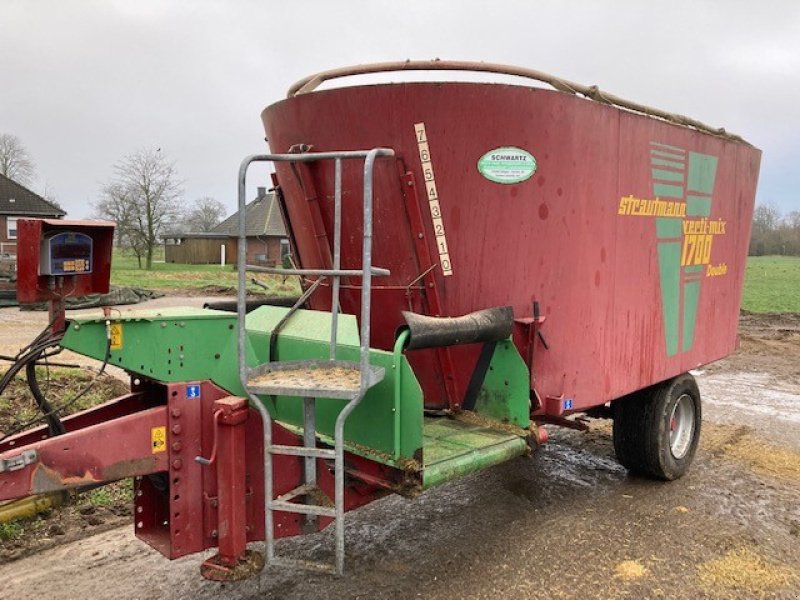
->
xmin=0 ymin=483 xmax=132 ymax=563
xmin=707 ymin=312 xmax=800 ymax=382
xmin=0 ymin=369 xmax=132 ymax=562
xmin=0 ymin=369 xmax=128 ymax=437
xmin=698 ymin=547 xmax=798 ymax=596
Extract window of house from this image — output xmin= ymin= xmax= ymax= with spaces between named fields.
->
xmin=6 ymin=217 xmax=18 ymax=240
xmin=280 ymin=239 xmax=290 ymax=258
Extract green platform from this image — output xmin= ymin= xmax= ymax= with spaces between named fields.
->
xmin=422 ymin=417 xmax=528 ymax=488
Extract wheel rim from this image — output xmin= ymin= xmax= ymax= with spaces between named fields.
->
xmin=669 ymin=393 xmax=695 ymax=459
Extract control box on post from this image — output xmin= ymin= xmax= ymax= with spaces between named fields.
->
xmin=16 ymin=219 xmax=115 ymax=304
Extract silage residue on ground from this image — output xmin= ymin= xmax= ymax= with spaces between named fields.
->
xmin=697 ymin=547 xmax=798 ymax=595
xmin=614 ymin=560 xmax=648 ymax=581
xmin=702 ymin=424 xmax=800 ymax=482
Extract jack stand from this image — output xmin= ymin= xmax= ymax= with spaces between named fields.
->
xmin=199 ymin=397 xmax=265 ymax=581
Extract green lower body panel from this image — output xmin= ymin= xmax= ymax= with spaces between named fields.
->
xmin=422 ymin=417 xmax=528 ymax=489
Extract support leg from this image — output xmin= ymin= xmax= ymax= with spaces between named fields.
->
xmin=201 ymin=397 xmax=264 ymax=580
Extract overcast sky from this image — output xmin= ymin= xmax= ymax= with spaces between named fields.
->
xmin=1 ymin=0 xmax=798 ymax=219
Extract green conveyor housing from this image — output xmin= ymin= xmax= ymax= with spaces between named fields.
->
xmin=60 ymin=305 xmax=532 ymax=491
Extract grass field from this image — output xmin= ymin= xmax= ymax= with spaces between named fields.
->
xmin=110 ymin=248 xmax=300 ymax=296
xmin=110 ymin=249 xmax=799 ymax=312
xmin=742 ymin=256 xmax=800 ymax=313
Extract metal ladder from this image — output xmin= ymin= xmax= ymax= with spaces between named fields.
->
xmin=236 ymin=148 xmax=394 ymax=575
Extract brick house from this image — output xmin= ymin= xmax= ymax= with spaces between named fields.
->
xmin=0 ymin=173 xmax=65 ymax=255
xmin=164 ymin=188 xmax=288 ymax=266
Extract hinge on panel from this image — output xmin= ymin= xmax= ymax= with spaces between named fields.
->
xmin=0 ymin=449 xmax=38 ymax=473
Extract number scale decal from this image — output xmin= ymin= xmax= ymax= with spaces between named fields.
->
xmin=414 ymin=122 xmax=453 ymax=276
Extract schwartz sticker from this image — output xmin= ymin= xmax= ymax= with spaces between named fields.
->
xmin=619 ymin=141 xmax=724 ymax=357
xmin=477 ymin=147 xmax=536 ymax=184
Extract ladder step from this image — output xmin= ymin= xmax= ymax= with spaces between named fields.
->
xmin=247 ymin=360 xmax=386 ymax=400
xmin=269 ymin=556 xmax=337 ymax=575
xmin=246 ymin=266 xmax=390 ymax=277
xmin=270 ymin=444 xmax=335 ymax=459
xmin=269 ymin=500 xmax=336 ymax=518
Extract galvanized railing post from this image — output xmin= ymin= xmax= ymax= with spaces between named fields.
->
xmin=236 ymin=148 xmax=393 ymax=576
xmin=237 ymin=155 xmax=275 ymax=564
xmin=330 ymin=158 xmax=342 ymax=360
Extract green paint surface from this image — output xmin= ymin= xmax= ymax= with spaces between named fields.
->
xmin=687 ymin=152 xmax=718 ymax=193
xmin=656 ymin=218 xmax=682 ymax=238
xmin=686 ymin=195 xmax=712 ymax=217
xmin=651 ymin=142 xmax=687 ymax=153
xmin=421 ymin=417 xmax=527 ymax=489
xmin=652 ymin=158 xmax=685 ymax=170
xmin=653 ymin=183 xmax=684 ymax=199
xmin=473 ymin=340 xmax=531 ymax=428
xmin=652 ymin=169 xmax=684 ymax=182
xmin=651 ymin=149 xmax=686 ymax=162
xmin=62 ymin=305 xmax=532 ymax=482
xmin=682 ymin=281 xmax=701 ymax=352
xmin=650 ymin=144 xmax=719 ymax=358
xmin=62 ymin=306 xmax=424 ymax=467
xmin=657 ymin=242 xmax=682 ymax=356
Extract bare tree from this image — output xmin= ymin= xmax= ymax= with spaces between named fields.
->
xmin=95 ymin=182 xmax=148 ymax=268
xmin=95 ymin=148 xmax=183 ymax=269
xmin=185 ymin=196 xmax=227 ymax=232
xmin=40 ymin=181 xmax=63 ymax=210
xmin=748 ymin=203 xmax=800 ymax=256
xmin=0 ymin=133 xmax=36 ymax=185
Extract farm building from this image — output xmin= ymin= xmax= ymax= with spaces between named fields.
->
xmin=0 ymin=173 xmax=65 ymax=255
xmin=164 ymin=187 xmax=288 ymax=265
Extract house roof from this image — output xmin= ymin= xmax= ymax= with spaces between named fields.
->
xmin=0 ymin=173 xmax=66 ymax=217
xmin=213 ymin=191 xmax=286 ymax=237
xmin=162 ymin=232 xmax=229 ymax=240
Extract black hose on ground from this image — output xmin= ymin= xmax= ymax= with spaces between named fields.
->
xmin=0 ymin=335 xmax=111 ymax=444
xmin=25 ymin=359 xmax=66 ymax=437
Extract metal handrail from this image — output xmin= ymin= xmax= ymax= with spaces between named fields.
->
xmin=236 ymin=147 xmax=394 ymax=574
xmin=287 ymin=60 xmax=746 ymax=143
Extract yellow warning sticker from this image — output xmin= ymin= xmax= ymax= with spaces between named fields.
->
xmin=151 ymin=426 xmax=166 ymax=454
xmin=110 ymin=322 xmax=123 ymax=350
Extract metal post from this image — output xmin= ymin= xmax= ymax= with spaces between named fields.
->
xmin=358 ymin=149 xmax=380 ymax=391
xmin=237 ymin=155 xmax=275 ymax=564
xmin=330 ymin=159 xmax=342 ymax=360
xmin=331 ymin=148 xmax=382 ymax=575
xmin=302 ymin=396 xmax=317 ymax=530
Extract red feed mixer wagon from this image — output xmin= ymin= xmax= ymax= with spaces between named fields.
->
xmin=0 ymin=61 xmax=760 ymax=580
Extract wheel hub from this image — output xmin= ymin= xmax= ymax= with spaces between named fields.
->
xmin=669 ymin=394 xmax=695 ymax=459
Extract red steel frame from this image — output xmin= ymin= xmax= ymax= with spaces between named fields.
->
xmin=0 ymin=378 xmax=398 ymax=574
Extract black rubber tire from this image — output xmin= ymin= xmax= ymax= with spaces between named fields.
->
xmin=612 ymin=373 xmax=702 ymax=480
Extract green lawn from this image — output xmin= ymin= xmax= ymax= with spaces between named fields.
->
xmin=110 ymin=249 xmax=300 ymax=296
xmin=742 ymin=255 xmax=800 ymax=313
xmin=111 ymin=250 xmax=799 ymax=312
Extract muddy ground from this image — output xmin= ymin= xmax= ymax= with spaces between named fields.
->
xmin=0 ymin=302 xmax=798 ymax=599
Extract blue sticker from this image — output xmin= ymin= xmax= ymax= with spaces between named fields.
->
xmin=564 ymin=398 xmax=573 ymax=410
xmin=186 ymin=384 xmax=201 ymax=399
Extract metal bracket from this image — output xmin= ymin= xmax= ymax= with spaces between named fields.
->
xmin=0 ymin=449 xmax=38 ymax=473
